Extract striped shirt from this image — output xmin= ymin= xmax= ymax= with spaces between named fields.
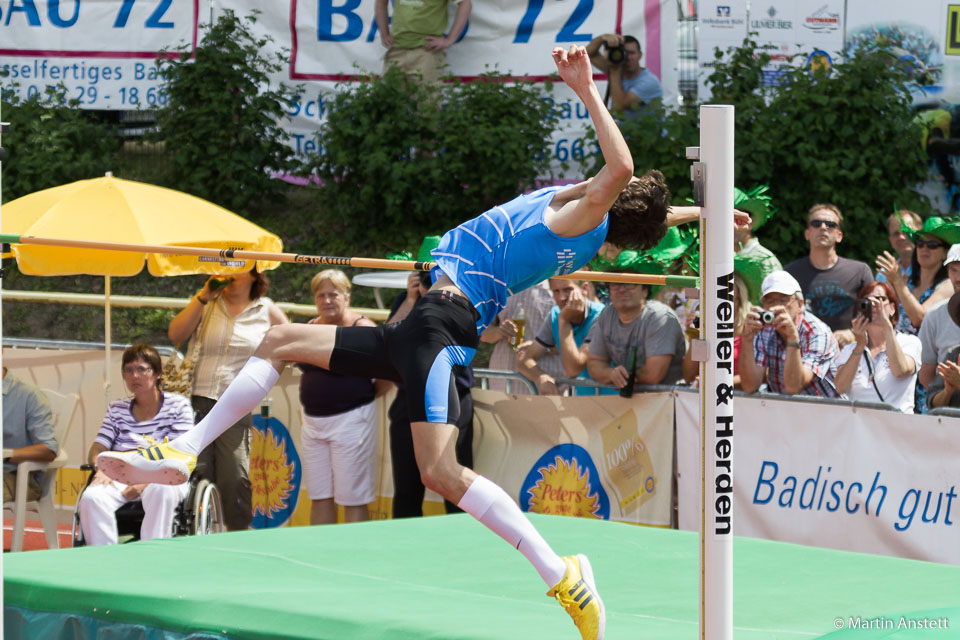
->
xmin=94 ymin=393 xmax=194 ymax=452
xmin=432 ymin=186 xmax=609 ymax=332
xmin=753 ymin=310 xmax=840 ymax=397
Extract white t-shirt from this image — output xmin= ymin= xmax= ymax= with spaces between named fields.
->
xmin=837 ymin=333 xmax=922 ymax=413
xmin=919 ymin=299 xmax=960 ymax=365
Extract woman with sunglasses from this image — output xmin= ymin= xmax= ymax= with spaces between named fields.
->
xmin=877 ymin=228 xmax=953 ymax=335
xmin=834 ymin=282 xmax=921 ymax=412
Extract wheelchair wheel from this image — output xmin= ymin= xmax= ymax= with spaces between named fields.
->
xmin=191 ymin=479 xmax=225 ymax=535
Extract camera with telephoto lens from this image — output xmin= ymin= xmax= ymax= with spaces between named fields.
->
xmin=857 ymin=298 xmax=872 ymax=321
xmin=759 ymin=309 xmax=776 ymax=325
xmin=606 ymin=43 xmax=626 ymax=64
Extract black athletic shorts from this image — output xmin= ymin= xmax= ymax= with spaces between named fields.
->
xmin=328 ymin=290 xmax=478 ymax=424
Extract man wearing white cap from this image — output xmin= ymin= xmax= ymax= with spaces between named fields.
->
xmin=918 ymin=244 xmax=960 ymax=391
xmin=740 ymin=270 xmax=840 ymax=397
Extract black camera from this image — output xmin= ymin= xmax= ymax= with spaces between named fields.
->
xmin=857 ymin=298 xmax=872 ymax=321
xmin=759 ymin=310 xmax=776 ymax=325
xmin=606 ymin=43 xmax=626 ymax=64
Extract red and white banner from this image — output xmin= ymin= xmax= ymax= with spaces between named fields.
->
xmin=0 ymin=0 xmax=668 ymax=175
xmin=676 ymin=390 xmax=960 ymax=565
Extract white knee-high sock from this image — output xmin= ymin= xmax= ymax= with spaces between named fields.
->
xmin=171 ymin=357 xmax=279 ymax=455
xmin=458 ymin=475 xmax=567 ymax=588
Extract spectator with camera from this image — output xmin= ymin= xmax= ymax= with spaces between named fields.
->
xmin=586 ymin=33 xmax=662 ymax=118
xmin=740 ymin=271 xmax=840 ymax=397
xmin=784 ymin=203 xmax=874 ymax=344
xmin=834 ymin=282 xmax=921 ymax=412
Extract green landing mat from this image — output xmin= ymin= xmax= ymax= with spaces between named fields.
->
xmin=4 ymin=514 xmax=960 ymax=639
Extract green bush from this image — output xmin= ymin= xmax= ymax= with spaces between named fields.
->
xmin=707 ymin=39 xmax=927 ymax=264
xmin=305 ymin=67 xmax=558 ymax=250
xmin=0 ymin=85 xmax=119 ymax=202
xmin=152 ymin=10 xmax=301 ymax=214
xmin=583 ymin=104 xmax=700 ymax=204
xmin=581 ymin=40 xmax=928 ymax=266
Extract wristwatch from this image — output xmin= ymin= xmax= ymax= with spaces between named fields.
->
xmin=785 ymin=341 xmax=801 ymax=349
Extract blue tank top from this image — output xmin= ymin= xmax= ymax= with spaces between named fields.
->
xmin=432 ymin=186 xmax=609 ymax=332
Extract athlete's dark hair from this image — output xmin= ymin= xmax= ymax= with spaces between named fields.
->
xmin=606 ymin=169 xmax=670 ymax=251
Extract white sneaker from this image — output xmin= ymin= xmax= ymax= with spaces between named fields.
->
xmin=97 ymin=439 xmax=195 ymax=485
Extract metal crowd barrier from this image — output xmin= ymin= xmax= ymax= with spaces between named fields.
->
xmin=3 ymin=337 xmax=182 ymax=359
xmin=471 ymin=368 xmax=929 ymax=415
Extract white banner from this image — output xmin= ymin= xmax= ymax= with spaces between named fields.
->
xmin=697 ymin=0 xmax=748 ymax=100
xmin=676 ymin=390 xmax=960 ymax=565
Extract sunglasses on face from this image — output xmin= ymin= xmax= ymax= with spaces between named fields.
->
xmin=915 ymin=239 xmax=947 ymax=250
xmin=808 ymin=219 xmax=839 ymax=229
xmin=122 ymin=364 xmax=154 ymax=376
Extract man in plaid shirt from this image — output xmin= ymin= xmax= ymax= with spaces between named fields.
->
xmin=739 ymin=270 xmax=840 ymax=397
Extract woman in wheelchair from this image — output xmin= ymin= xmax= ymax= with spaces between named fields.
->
xmin=77 ymin=344 xmax=196 ymax=545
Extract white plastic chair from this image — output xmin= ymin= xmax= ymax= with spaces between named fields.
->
xmin=4 ymin=388 xmax=79 ymax=552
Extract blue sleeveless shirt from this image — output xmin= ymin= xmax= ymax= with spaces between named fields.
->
xmin=432 ymin=186 xmax=609 ymax=332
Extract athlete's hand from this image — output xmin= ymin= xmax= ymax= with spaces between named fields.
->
xmin=733 ymin=210 xmax=752 ymax=231
xmin=553 ymin=45 xmax=594 ymax=93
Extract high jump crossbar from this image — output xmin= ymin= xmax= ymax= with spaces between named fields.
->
xmin=0 ymin=233 xmax=700 ymax=288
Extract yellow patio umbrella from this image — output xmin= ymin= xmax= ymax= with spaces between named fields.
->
xmin=2 ymin=173 xmax=283 ymax=402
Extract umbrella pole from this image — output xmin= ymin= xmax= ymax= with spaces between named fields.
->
xmin=0 ymin=234 xmax=701 ymax=288
xmin=104 ymin=275 xmax=111 ymax=409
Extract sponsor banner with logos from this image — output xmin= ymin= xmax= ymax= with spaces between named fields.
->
xmin=471 ymin=389 xmax=675 ymax=526
xmin=698 ymin=0 xmax=844 ymax=98
xmin=675 ymin=391 xmax=960 ymax=566
xmin=697 ymin=0 xmax=748 ymax=99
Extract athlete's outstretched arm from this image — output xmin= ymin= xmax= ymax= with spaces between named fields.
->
xmin=548 ymin=46 xmax=633 ymax=237
xmin=666 ymin=205 xmax=753 ymax=229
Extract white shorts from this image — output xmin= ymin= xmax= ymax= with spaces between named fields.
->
xmin=300 ymin=400 xmax=378 ymax=506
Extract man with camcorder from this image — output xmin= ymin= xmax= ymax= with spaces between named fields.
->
xmin=586 ymin=33 xmax=662 ymax=118
xmin=739 ymin=270 xmax=840 ymax=397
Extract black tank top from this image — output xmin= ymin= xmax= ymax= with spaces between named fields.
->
xmin=298 ymin=316 xmax=376 ymax=416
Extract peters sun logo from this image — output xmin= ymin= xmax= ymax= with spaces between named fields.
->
xmin=250 ymin=414 xmax=302 ymax=528
xmin=519 ymin=444 xmax=610 ymax=520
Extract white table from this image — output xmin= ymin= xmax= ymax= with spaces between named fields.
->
xmin=351 ymin=270 xmax=412 ymax=308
